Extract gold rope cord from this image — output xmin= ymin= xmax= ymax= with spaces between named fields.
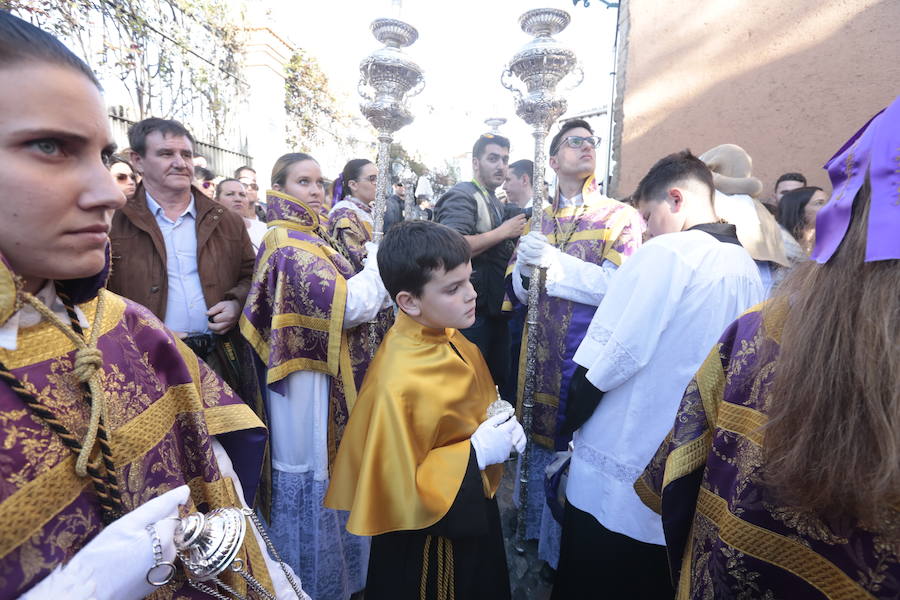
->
xmin=419 ymin=535 xmax=455 ymax=600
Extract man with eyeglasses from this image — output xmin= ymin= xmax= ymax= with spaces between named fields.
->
xmin=108 ymin=118 xmax=259 ymax=408
xmin=506 ymin=118 xmax=644 ymax=569
xmin=434 ymin=133 xmax=527 ymax=398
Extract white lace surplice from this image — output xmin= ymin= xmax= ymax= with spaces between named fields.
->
xmin=567 ymin=230 xmax=764 ymax=545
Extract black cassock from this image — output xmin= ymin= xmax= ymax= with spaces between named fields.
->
xmin=364 ymin=447 xmax=511 ymax=600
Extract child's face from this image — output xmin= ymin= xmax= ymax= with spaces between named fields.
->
xmin=404 ymin=261 xmax=477 ymax=330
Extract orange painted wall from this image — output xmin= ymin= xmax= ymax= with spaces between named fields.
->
xmin=610 ymin=0 xmax=900 ymax=200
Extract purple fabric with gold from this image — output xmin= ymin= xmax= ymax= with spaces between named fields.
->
xmin=0 ymin=284 xmax=269 ymax=597
xmin=812 ymin=95 xmax=900 ymax=264
xmin=504 ymin=179 xmax=643 ymax=450
xmin=240 ymin=191 xmax=374 ymax=465
xmin=328 ymin=198 xmax=394 ymax=386
xmin=328 ymin=199 xmax=373 ymax=273
xmin=636 ymin=303 xmax=900 ymax=598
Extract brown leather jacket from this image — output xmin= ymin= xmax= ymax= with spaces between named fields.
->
xmin=107 ymin=184 xmax=256 ymax=319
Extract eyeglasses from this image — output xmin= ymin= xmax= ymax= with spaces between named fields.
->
xmin=201 ymin=181 xmax=215 ymax=189
xmin=115 ymin=173 xmax=136 ymax=182
xmin=358 ymin=175 xmax=378 ymax=183
xmin=554 ymin=135 xmax=601 ymax=153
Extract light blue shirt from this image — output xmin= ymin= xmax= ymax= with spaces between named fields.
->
xmin=146 ymin=193 xmax=209 ymax=334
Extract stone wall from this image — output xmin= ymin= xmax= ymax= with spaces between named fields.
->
xmin=611 ymin=0 xmax=899 ymax=200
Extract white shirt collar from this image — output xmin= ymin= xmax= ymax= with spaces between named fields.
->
xmin=0 ymin=281 xmax=89 ymax=351
xmin=146 ymin=191 xmax=196 ymax=220
xmin=558 ymin=192 xmax=584 ymax=209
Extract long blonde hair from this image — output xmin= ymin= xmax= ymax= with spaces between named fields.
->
xmin=763 ymin=176 xmax=900 ymax=522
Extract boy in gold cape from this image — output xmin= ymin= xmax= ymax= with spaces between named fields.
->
xmin=325 ymin=220 xmax=525 ymax=599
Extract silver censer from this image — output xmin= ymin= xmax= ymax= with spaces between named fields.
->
xmin=501 ymin=7 xmax=582 ymax=554
xmin=175 ymin=507 xmax=308 ymax=599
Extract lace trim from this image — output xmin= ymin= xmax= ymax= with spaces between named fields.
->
xmin=574 ymin=443 xmax=644 ymax=484
xmin=583 ymin=323 xmax=640 ymax=384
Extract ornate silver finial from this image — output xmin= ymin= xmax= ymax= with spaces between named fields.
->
xmin=501 ymin=7 xmax=582 ymax=129
xmin=500 ymin=7 xmax=583 ymax=556
xmin=484 ymin=117 xmax=507 ymax=133
xmin=358 ymin=17 xmax=424 ymax=242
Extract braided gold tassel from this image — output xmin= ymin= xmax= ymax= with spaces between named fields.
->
xmin=21 ymin=289 xmax=108 ymax=477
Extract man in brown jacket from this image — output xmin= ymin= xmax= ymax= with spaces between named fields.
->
xmin=108 ymin=118 xmax=257 ymax=397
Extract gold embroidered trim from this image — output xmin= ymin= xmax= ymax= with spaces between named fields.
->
xmin=267 ymin=357 xmax=331 ymax=382
xmin=111 ymin=384 xmax=198 ymax=466
xmin=240 ymin=315 xmax=270 ymax=364
xmin=0 ymin=294 xmax=125 ymax=369
xmin=338 ymin=333 xmax=357 ymax=413
xmin=696 ymin=488 xmax=872 ymax=600
xmin=695 ymin=344 xmax=725 ymax=429
xmin=634 ymin=477 xmax=662 ymax=514
xmin=717 ymin=402 xmax=767 ymax=446
xmin=663 ymin=433 xmax=712 ymax=488
xmin=205 ymin=403 xmax=264 ymax=436
xmin=272 ymin=313 xmax=331 ymax=332
xmin=0 ymin=455 xmax=84 ymax=558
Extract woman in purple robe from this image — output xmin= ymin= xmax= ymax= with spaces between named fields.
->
xmin=637 ymin=96 xmax=900 ymax=598
xmin=0 ymin=12 xmax=304 ymax=599
xmin=240 ymin=153 xmax=391 ymax=600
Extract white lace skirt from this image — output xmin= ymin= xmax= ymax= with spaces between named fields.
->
xmin=267 ymin=469 xmax=369 ymax=599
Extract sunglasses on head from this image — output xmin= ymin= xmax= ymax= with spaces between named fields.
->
xmin=115 ymin=173 xmax=136 ymax=182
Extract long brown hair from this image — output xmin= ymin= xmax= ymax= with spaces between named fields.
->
xmin=763 ymin=175 xmax=900 ymax=522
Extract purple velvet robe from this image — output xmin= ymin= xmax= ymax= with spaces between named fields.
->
xmin=0 ymin=260 xmax=269 ymax=598
xmin=505 ymin=179 xmax=643 ymax=450
xmin=240 ymin=191 xmax=375 ymax=467
xmin=636 ymin=302 xmax=900 ymax=598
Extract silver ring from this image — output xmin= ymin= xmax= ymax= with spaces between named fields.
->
xmin=146 ymin=561 xmax=176 ymax=586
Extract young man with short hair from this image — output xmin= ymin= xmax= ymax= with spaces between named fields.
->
xmin=774 ymin=171 xmax=806 ymax=203
xmin=506 ymin=119 xmax=643 ymax=567
xmin=434 ymin=134 xmax=526 ymax=395
xmin=326 ymin=220 xmax=525 ymax=600
xmin=552 ymin=150 xmax=764 ymax=598
xmin=504 ymin=159 xmax=534 ymax=209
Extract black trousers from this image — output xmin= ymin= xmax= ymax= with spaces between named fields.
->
xmin=459 ymin=312 xmax=511 ymax=398
xmin=553 ymin=502 xmax=674 ymax=600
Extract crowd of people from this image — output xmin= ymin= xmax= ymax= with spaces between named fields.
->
xmin=2 ymin=11 xmax=899 ymax=600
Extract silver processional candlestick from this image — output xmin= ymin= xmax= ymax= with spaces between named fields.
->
xmin=358 ymin=18 xmax=425 ymax=243
xmin=501 ymin=7 xmax=583 ymax=554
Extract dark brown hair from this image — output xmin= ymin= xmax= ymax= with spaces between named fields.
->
xmin=763 ymin=175 xmax=900 ymax=522
xmin=0 ymin=11 xmax=100 ymax=88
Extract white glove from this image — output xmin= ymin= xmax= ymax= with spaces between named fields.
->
xmin=20 ymin=564 xmax=98 ymax=600
xmin=362 ymin=241 xmax=380 ymax=274
xmin=470 ymin=413 xmax=518 ymax=469
xmin=23 ymin=485 xmax=190 ymax=600
xmin=516 ymin=232 xmax=560 ymax=277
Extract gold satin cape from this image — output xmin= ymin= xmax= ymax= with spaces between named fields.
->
xmin=325 ymin=310 xmax=503 ymax=536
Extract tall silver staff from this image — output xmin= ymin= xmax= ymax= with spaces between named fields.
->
xmin=358 ymin=18 xmax=424 ymax=243
xmin=501 ymin=7 xmax=582 ymax=554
